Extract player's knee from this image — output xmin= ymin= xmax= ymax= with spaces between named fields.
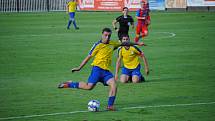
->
xmin=132 ymin=79 xmax=140 ymax=83
xmin=120 ymin=79 xmax=128 ymax=83
xmin=120 ymin=76 xmax=128 ymax=83
xmin=143 ymin=31 xmax=148 ymax=36
xmin=132 ymin=76 xmax=140 ymax=83
xmin=70 ymin=18 xmax=75 ymax=21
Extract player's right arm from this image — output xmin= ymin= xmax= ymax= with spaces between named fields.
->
xmin=71 ymin=55 xmax=92 ymax=72
xmin=72 ymin=42 xmax=100 ymax=72
xmin=115 ymin=48 xmax=122 ymax=81
xmin=112 ymin=20 xmax=118 ymax=32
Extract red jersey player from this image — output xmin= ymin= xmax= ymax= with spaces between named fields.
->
xmin=134 ymin=0 xmax=150 ymax=43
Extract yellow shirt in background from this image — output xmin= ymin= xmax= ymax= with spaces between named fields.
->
xmin=67 ymin=1 xmax=77 ymax=12
xmin=118 ymin=46 xmax=142 ymax=69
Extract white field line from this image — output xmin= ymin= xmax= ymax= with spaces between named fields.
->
xmin=0 ymin=101 xmax=214 ymax=120
xmin=1 ymin=32 xmax=176 ymax=38
xmin=156 ymin=32 xmax=176 ymax=38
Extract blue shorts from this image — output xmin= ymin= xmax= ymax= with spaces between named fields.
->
xmin=69 ymin=12 xmax=75 ymax=19
xmin=122 ymin=64 xmax=142 ymax=78
xmin=88 ymin=66 xmax=113 ymax=86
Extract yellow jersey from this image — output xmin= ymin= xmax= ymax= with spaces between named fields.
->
xmin=67 ymin=1 xmax=77 ymax=12
xmin=118 ymin=46 xmax=143 ymax=69
xmin=89 ymin=40 xmax=120 ymax=71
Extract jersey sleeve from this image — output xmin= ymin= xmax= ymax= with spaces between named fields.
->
xmin=133 ymin=46 xmax=143 ymax=56
xmin=116 ymin=16 xmax=121 ymax=22
xmin=117 ymin=47 xmax=122 ymax=57
xmin=88 ymin=42 xmax=100 ymax=56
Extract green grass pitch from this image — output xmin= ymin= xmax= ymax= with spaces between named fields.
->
xmin=0 ymin=11 xmax=215 ymax=121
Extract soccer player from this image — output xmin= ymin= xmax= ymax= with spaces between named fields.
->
xmin=58 ymin=28 xmax=145 ymax=111
xmin=67 ymin=0 xmax=80 ymax=30
xmin=115 ymin=34 xmax=149 ymax=83
xmin=112 ymin=7 xmax=134 ymax=40
xmin=134 ymin=0 xmax=151 ymax=42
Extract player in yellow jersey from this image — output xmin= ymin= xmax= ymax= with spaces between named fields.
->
xmin=58 ymin=28 xmax=145 ymax=111
xmin=115 ymin=34 xmax=149 ymax=83
xmin=67 ymin=0 xmax=80 ymax=30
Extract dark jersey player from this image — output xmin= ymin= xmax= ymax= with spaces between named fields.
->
xmin=112 ymin=7 xmax=134 ymax=41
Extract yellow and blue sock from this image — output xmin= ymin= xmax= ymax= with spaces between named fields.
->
xmin=68 ymin=82 xmax=79 ymax=88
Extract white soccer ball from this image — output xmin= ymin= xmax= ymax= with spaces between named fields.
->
xmin=88 ymin=100 xmax=100 ymax=112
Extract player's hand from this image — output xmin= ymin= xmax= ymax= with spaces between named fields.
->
xmin=145 ymin=68 xmax=149 ymax=75
xmin=137 ymin=42 xmax=147 ymax=46
xmin=115 ymin=28 xmax=119 ymax=32
xmin=71 ymin=67 xmax=81 ymax=73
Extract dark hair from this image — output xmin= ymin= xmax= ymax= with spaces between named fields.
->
xmin=102 ymin=28 xmax=112 ymax=34
xmin=122 ymin=7 xmax=128 ymax=11
xmin=120 ymin=34 xmax=129 ymax=41
xmin=121 ymin=34 xmax=129 ymax=38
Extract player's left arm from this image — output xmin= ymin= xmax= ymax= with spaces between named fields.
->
xmin=131 ymin=17 xmax=135 ymax=29
xmin=71 ymin=55 xmax=92 ymax=73
xmin=66 ymin=3 xmax=69 ymax=13
xmin=140 ymin=52 xmax=149 ymax=75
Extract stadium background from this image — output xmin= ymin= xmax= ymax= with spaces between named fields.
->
xmin=0 ymin=0 xmax=215 ymax=12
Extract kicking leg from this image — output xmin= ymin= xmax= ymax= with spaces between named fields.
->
xmin=106 ymin=78 xmax=117 ymax=111
xmin=58 ymin=81 xmax=95 ymax=90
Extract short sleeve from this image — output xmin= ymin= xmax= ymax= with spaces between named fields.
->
xmin=88 ymin=41 xmax=101 ymax=56
xmin=133 ymin=46 xmax=143 ymax=55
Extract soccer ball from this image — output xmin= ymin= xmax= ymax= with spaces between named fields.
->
xmin=88 ymin=100 xmax=100 ymax=112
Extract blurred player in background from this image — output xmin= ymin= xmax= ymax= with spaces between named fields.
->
xmin=134 ymin=0 xmax=151 ymax=42
xmin=115 ymin=34 xmax=149 ymax=83
xmin=67 ymin=0 xmax=80 ymax=30
xmin=112 ymin=7 xmax=134 ymax=40
xmin=58 ymin=28 xmax=145 ymax=111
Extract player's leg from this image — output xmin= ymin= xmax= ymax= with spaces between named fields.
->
xmin=58 ymin=81 xmax=95 ymax=90
xmin=120 ymin=66 xmax=131 ymax=83
xmin=103 ymin=70 xmax=117 ymax=111
xmin=106 ymin=78 xmax=117 ymax=111
xmin=132 ymin=75 xmax=140 ymax=83
xmin=131 ymin=65 xmax=142 ymax=83
xmin=67 ymin=12 xmax=73 ymax=29
xmin=134 ymin=24 xmax=141 ymax=42
xmin=72 ymin=12 xmax=79 ymax=29
xmin=120 ymin=74 xmax=129 ymax=83
xmin=67 ymin=12 xmax=79 ymax=30
xmin=58 ymin=66 xmax=99 ymax=90
xmin=141 ymin=25 xmax=148 ymax=38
